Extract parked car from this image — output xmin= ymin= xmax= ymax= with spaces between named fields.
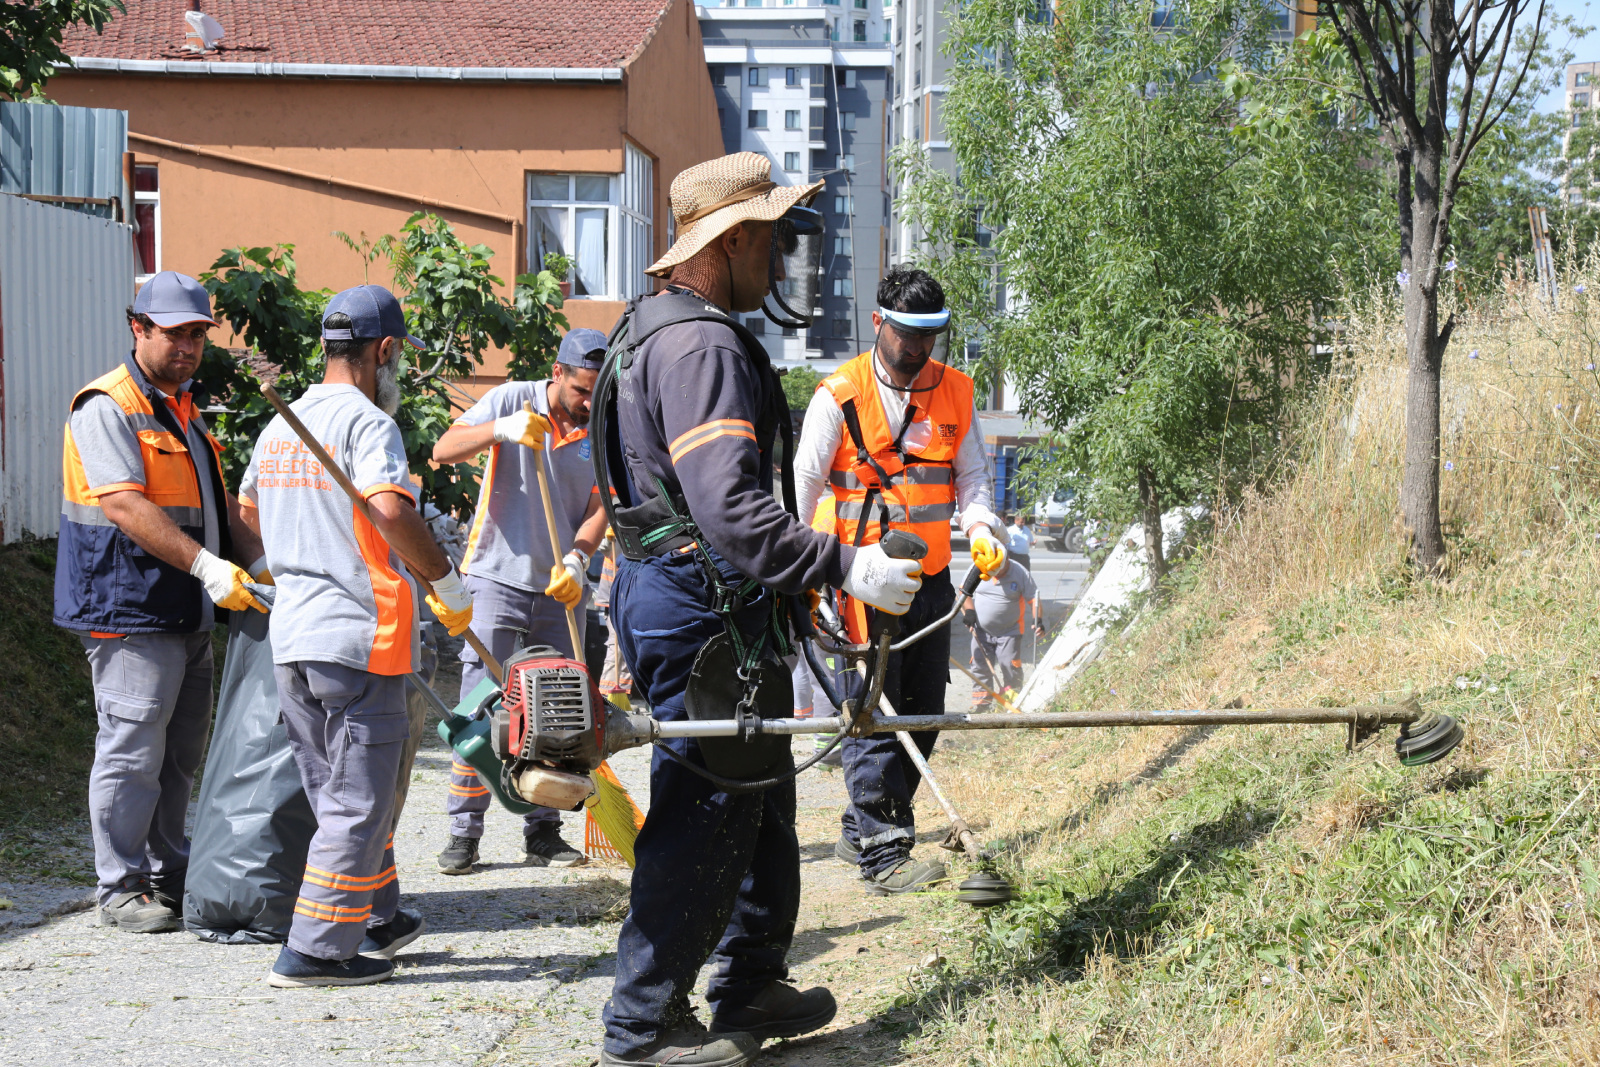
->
xmin=1034 ymin=488 xmax=1085 ymax=553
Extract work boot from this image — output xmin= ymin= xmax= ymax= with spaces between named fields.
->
xmin=523 ymin=824 xmax=588 ymax=868
xmin=437 ymin=835 xmax=480 ymax=875
xmin=711 ymin=981 xmax=838 ymax=1043
xmin=359 ymin=907 xmax=426 ymax=959
xmin=814 ymin=732 xmax=843 ymax=766
xmin=864 ymin=856 xmax=949 ymax=896
xmin=601 ymin=1001 xmax=759 ymax=1066
xmin=834 ymin=834 xmax=860 ymax=865
xmin=99 ymin=882 xmax=178 ymax=933
xmin=149 ymin=867 xmax=186 ymax=914
xmin=267 ymin=946 xmax=394 ymax=988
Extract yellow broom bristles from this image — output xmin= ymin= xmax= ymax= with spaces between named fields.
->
xmin=585 ymin=759 xmax=644 ymax=867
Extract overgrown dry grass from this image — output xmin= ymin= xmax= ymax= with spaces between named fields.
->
xmin=892 ymin=276 xmax=1600 ymax=1064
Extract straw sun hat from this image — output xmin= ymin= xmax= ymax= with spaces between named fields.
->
xmin=646 ymin=152 xmax=824 ymax=278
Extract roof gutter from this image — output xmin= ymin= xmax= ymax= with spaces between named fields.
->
xmin=63 ymin=57 xmax=623 ymax=81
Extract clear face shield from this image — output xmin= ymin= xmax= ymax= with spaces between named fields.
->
xmin=762 ymin=205 xmax=824 ymax=329
xmin=872 ymin=307 xmax=952 ymax=386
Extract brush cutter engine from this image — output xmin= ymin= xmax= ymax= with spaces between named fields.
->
xmin=491 ymin=646 xmax=605 ymax=809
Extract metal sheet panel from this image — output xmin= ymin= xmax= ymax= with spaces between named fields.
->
xmin=0 ymin=101 xmax=127 ymax=218
xmin=0 ymin=193 xmax=135 ymax=543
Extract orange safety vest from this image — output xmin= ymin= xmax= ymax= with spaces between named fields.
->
xmin=819 ymin=352 xmax=973 ymax=577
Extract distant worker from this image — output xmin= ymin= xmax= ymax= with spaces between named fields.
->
xmin=963 ymin=556 xmax=1043 ymax=706
xmin=1005 ymin=511 xmax=1035 ymax=573
xmin=431 ymin=329 xmax=608 ymax=875
xmin=795 ymin=266 xmax=1007 ymax=896
xmin=241 ymin=286 xmax=473 ymax=987
xmin=55 ymin=272 xmax=267 ymax=934
xmin=596 ymin=153 xmax=921 ymax=1066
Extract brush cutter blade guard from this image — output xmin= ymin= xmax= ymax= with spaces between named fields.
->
xmin=956 ymin=869 xmax=1016 ymax=908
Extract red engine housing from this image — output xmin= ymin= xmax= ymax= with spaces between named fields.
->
xmin=493 ymin=646 xmax=606 ymax=771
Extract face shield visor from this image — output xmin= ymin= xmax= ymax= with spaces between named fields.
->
xmin=762 ymin=205 xmax=824 ymax=329
xmin=873 ymin=307 xmax=952 ymax=386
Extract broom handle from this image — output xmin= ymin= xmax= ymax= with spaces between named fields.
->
xmin=259 ymin=382 xmax=505 ymax=685
xmin=526 ymin=402 xmax=585 ymax=658
xmin=948 ymin=656 xmax=1022 ymax=714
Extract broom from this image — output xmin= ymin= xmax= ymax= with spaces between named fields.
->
xmin=526 ymin=404 xmax=643 ymax=866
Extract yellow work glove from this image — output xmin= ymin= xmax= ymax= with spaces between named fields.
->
xmin=248 ymin=556 xmax=275 ymax=586
xmin=969 ymin=526 xmax=1008 ymax=580
xmin=545 ymin=551 xmax=588 ymax=610
xmin=190 ymin=549 xmax=268 ymax=613
xmin=425 ymin=568 xmax=474 ymax=637
xmin=492 ymin=403 xmax=552 ymax=450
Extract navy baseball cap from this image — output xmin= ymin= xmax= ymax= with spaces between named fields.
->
xmin=556 ymin=328 xmax=608 ymax=369
xmin=133 ymin=271 xmax=217 ymax=328
xmin=322 ymin=285 xmax=424 ymax=350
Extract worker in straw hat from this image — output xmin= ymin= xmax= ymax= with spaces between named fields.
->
xmin=591 ymin=153 xmax=924 ymax=1066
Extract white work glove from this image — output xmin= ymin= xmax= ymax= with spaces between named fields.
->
xmin=425 ymin=567 xmax=474 ymax=637
xmin=969 ymin=525 xmax=1008 ymax=580
xmin=545 ymin=550 xmax=589 ymax=610
xmin=191 ymin=549 xmax=268 ymax=613
xmin=247 ymin=555 xmax=274 ymax=586
xmin=492 ymin=404 xmax=552 ymax=450
xmin=842 ymin=542 xmax=923 ymax=615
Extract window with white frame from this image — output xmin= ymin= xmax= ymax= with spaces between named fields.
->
xmin=786 ymin=67 xmax=801 ymax=86
xmin=833 ymin=193 xmax=853 ymax=214
xmin=133 ymin=164 xmax=159 ymax=281
xmin=527 ymin=146 xmax=654 ymax=301
xmin=749 ymin=66 xmax=767 ymax=85
xmin=841 ymin=110 xmax=857 ymax=131
xmin=785 ymin=110 xmax=802 ymax=130
xmin=783 ymin=152 xmax=801 ymax=172
xmin=832 ymin=277 xmax=853 ymax=297
xmin=834 ymin=234 xmax=852 ymax=256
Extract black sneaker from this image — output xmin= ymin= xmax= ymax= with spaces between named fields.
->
xmin=267 ymin=946 xmax=395 ymax=988
xmin=99 ymin=883 xmax=178 ymax=934
xmin=523 ymin=825 xmax=588 ymax=868
xmin=601 ymin=1001 xmax=758 ymax=1066
xmin=437 ymin=835 xmax=480 ymax=875
xmin=711 ymin=981 xmax=838 ymax=1043
xmin=834 ymin=834 xmax=860 ymax=865
xmin=359 ymin=907 xmax=426 ymax=959
xmin=864 ymin=856 xmax=949 ymax=896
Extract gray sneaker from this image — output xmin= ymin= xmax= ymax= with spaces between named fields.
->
xmin=99 ymin=884 xmax=178 ymax=933
xmin=523 ymin=825 xmax=588 ymax=868
xmin=834 ymin=834 xmax=860 ymax=865
xmin=864 ymin=856 xmax=949 ymax=896
xmin=437 ymin=835 xmax=480 ymax=875
xmin=600 ymin=1028 xmax=759 ymax=1066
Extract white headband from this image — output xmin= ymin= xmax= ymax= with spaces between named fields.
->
xmin=879 ymin=307 xmax=950 ymax=330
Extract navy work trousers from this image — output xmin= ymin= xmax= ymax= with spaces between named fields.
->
xmin=602 ymin=550 xmax=799 ymax=1057
xmin=838 ymin=568 xmax=955 ymax=878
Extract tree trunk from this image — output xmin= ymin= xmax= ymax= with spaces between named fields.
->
xmin=1138 ymin=466 xmax=1168 ymax=587
xmin=1400 ymin=140 xmax=1447 ymax=575
xmin=1396 ymin=146 xmax=1413 ymax=272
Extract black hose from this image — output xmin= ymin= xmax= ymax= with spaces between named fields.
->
xmin=651 ymin=727 xmax=849 ymax=794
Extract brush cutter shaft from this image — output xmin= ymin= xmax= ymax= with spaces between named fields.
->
xmin=640 ymin=703 xmax=1424 ymax=739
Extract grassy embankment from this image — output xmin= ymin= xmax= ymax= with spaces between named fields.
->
xmin=900 ymin=277 xmax=1600 ymax=1064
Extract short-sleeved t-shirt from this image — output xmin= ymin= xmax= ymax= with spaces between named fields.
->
xmin=972 ymin=561 xmax=1038 ymax=636
xmin=69 ymin=389 xmax=222 ymax=631
xmin=458 ymin=380 xmax=596 ymax=593
xmin=1006 ymin=523 xmax=1035 ymax=556
xmin=240 ymin=384 xmax=419 ymax=675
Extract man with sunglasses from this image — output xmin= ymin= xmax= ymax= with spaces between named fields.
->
xmin=793 ymin=266 xmax=1008 ymax=896
xmin=55 ymin=271 xmax=268 ymax=934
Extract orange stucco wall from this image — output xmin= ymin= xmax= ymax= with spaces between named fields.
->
xmin=47 ymin=0 xmax=722 ymax=381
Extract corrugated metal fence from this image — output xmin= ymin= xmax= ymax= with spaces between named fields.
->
xmin=0 ymin=101 xmax=127 ymax=219
xmin=0 ymin=193 xmax=135 ymax=543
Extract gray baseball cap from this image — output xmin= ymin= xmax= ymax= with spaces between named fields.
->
xmin=133 ymin=271 xmax=217 ymax=328
xmin=322 ymin=285 xmax=424 ymax=349
xmin=556 ymin=328 xmax=608 ymax=370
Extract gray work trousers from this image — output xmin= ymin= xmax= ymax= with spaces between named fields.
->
xmin=275 ymin=661 xmax=407 ymax=961
xmin=84 ymin=631 xmax=214 ymax=905
xmin=970 ymin=627 xmax=1024 ymax=699
xmin=448 ymin=573 xmax=587 ymax=837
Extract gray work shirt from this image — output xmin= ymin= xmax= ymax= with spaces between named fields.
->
xmin=972 ymin=561 xmax=1037 ymax=636
xmin=457 ymin=379 xmax=597 ymax=593
xmin=70 ymin=389 xmax=221 ymax=631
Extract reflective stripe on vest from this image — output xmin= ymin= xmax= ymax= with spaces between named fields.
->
xmin=821 ymin=353 xmax=974 ymax=575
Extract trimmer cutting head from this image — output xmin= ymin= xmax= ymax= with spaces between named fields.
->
xmin=1395 ymin=711 xmax=1464 ymax=766
xmin=955 ymin=867 xmax=1015 ymax=908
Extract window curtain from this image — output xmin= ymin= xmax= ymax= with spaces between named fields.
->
xmin=574 ymin=208 xmax=608 ymax=296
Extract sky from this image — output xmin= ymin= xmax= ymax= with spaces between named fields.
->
xmin=1536 ymin=0 xmax=1599 ymax=112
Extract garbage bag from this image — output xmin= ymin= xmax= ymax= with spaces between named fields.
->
xmin=182 ymin=602 xmax=313 ymax=944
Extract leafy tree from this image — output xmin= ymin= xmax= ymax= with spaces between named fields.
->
xmin=780 ymin=366 xmax=824 ymax=411
xmin=897 ymin=0 xmax=1369 ymax=582
xmin=1321 ymin=0 xmax=1555 ymax=573
xmin=0 ymin=0 xmax=122 ymax=99
xmin=197 ymin=215 xmax=568 ymax=518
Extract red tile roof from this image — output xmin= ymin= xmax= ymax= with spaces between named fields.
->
xmin=62 ymin=0 xmax=675 ymax=70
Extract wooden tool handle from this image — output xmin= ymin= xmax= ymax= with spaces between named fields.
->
xmin=526 ymin=402 xmax=586 ymax=658
xmin=259 ymin=381 xmax=505 ymax=684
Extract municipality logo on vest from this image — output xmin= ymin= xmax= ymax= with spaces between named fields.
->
xmin=580 ymin=439 xmax=592 ymax=461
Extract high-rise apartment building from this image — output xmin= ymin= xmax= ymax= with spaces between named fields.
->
xmin=1565 ymin=61 xmax=1599 ymax=206
xmin=699 ymin=1 xmax=892 ymax=364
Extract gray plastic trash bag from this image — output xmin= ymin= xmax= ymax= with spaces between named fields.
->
xmin=182 ymin=600 xmax=314 ymax=944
